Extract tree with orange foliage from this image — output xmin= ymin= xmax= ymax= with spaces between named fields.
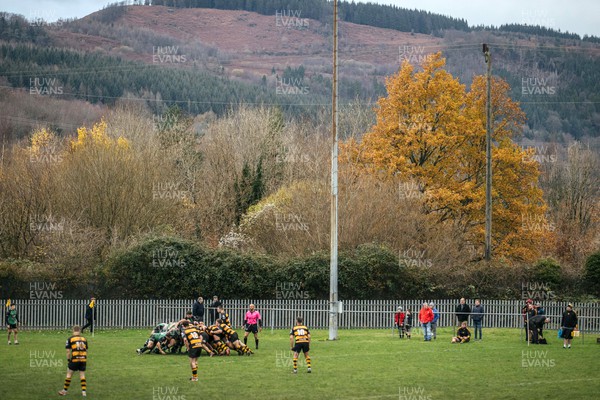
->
xmin=342 ymin=53 xmax=551 ymax=262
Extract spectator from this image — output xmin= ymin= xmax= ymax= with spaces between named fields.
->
xmin=521 ymin=299 xmax=536 ymax=341
xmin=528 ymin=315 xmax=550 ymax=344
xmin=81 ymin=297 xmax=97 ymax=334
xmin=561 ymin=303 xmax=578 ymax=349
xmin=452 ymin=321 xmax=471 ymax=343
xmin=418 ymin=302 xmax=434 ymax=341
xmin=455 ymin=298 xmax=471 ymax=327
xmin=471 ymin=299 xmax=484 ymax=340
xmin=209 ymin=296 xmax=222 ymax=324
xmin=429 ymin=302 xmax=439 ymax=340
xmin=535 ymin=302 xmax=545 ymax=316
xmin=394 ymin=307 xmax=405 ymax=339
xmin=404 ymin=308 xmax=413 ymax=339
xmin=192 ymin=297 xmax=205 ymax=322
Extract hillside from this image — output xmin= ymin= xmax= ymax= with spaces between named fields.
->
xmin=1 ymin=4 xmax=599 ymax=141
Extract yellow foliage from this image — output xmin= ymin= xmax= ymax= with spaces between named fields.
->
xmin=343 ymin=53 xmax=551 ymax=262
xmin=70 ymin=119 xmax=130 ymax=152
xmin=30 ymin=127 xmax=56 ymax=155
xmin=242 ymin=181 xmax=315 ymax=227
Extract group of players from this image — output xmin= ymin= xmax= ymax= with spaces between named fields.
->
xmin=136 ymin=305 xmax=257 ymax=357
xmin=2 ymin=300 xmax=313 ymax=395
xmin=131 ymin=303 xmax=312 ymax=381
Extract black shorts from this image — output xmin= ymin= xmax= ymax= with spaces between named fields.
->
xmin=230 ymin=332 xmax=239 ymax=342
xmin=188 ymin=347 xmax=202 ymax=359
xmin=8 ymin=324 xmax=17 ymax=330
xmin=561 ymin=328 xmax=574 ymax=339
xmin=292 ymin=342 xmax=310 ymax=353
xmin=245 ymin=324 xmax=258 ymax=333
xmin=68 ymin=362 xmax=86 ymax=372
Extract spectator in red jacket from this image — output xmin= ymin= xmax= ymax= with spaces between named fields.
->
xmin=418 ymin=302 xmax=434 ymax=341
xmin=394 ymin=306 xmax=406 ymax=339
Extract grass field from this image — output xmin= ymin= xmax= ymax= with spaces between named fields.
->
xmin=1 ymin=327 xmax=598 ymax=400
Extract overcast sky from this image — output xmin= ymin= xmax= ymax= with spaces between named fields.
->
xmin=3 ymin=0 xmax=599 ymax=37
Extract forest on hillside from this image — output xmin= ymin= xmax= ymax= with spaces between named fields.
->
xmin=2 ymin=4 xmax=599 ymax=141
xmin=146 ymin=0 xmax=469 ymax=35
xmin=1 ymin=55 xmax=598 ymax=300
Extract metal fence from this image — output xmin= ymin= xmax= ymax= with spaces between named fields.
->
xmin=2 ymin=299 xmax=599 ymax=333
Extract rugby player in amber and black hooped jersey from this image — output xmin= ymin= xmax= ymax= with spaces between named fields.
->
xmin=59 ymin=325 xmax=88 ymax=397
xmin=290 ymin=317 xmax=311 ymax=374
xmin=216 ymin=305 xmax=230 ymax=326
xmin=216 ymin=319 xmax=253 ymax=355
xmin=181 ymin=321 xmax=202 ymax=382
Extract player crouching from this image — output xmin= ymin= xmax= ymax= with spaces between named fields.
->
xmin=216 ymin=319 xmax=253 ymax=356
xmin=206 ymin=322 xmax=230 ymax=356
xmin=136 ymin=323 xmax=167 ymax=355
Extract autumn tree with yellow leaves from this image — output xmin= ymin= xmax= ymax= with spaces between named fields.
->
xmin=343 ymin=53 xmax=551 ymax=262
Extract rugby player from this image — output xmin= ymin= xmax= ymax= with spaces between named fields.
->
xmin=290 ymin=317 xmax=311 ymax=374
xmin=216 ymin=319 xmax=253 ymax=355
xmin=58 ymin=325 xmax=88 ymax=397
xmin=181 ymin=321 xmax=202 ymax=381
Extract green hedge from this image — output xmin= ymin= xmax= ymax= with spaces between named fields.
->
xmin=584 ymin=251 xmax=600 ymax=297
xmin=2 ymin=236 xmax=597 ymax=300
xmin=100 ymin=238 xmax=415 ymax=299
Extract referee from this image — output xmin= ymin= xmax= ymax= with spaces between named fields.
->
xmin=243 ymin=304 xmax=262 ymax=349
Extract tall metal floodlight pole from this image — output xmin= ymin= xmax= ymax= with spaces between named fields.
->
xmin=483 ymin=44 xmax=492 ymax=261
xmin=329 ymin=0 xmax=339 ymax=341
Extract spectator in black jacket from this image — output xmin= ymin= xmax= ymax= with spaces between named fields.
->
xmin=210 ymin=296 xmax=222 ymax=324
xmin=192 ymin=297 xmax=205 ymax=322
xmin=81 ymin=297 xmax=97 ymax=334
xmin=455 ymin=298 xmax=471 ymax=326
xmin=471 ymin=299 xmax=484 ymax=340
xmin=561 ymin=304 xmax=578 ymax=349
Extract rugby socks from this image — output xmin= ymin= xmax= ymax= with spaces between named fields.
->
xmin=217 ymin=342 xmax=228 ymax=354
xmin=293 ymin=357 xmax=298 ymax=370
xmin=241 ymin=344 xmax=252 ymax=354
xmin=63 ymin=377 xmax=71 ymax=391
xmin=192 ymin=367 xmax=198 ymax=379
xmin=244 ymin=337 xmax=247 ymax=345
xmin=306 ymin=355 xmax=311 ymax=369
xmin=81 ymin=378 xmax=87 ymax=392
xmin=255 ymin=339 xmax=259 ymax=349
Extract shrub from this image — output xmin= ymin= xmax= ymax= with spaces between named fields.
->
xmin=583 ymin=251 xmax=600 ymax=297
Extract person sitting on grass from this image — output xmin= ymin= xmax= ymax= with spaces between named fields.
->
xmin=452 ymin=321 xmax=471 ymax=343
